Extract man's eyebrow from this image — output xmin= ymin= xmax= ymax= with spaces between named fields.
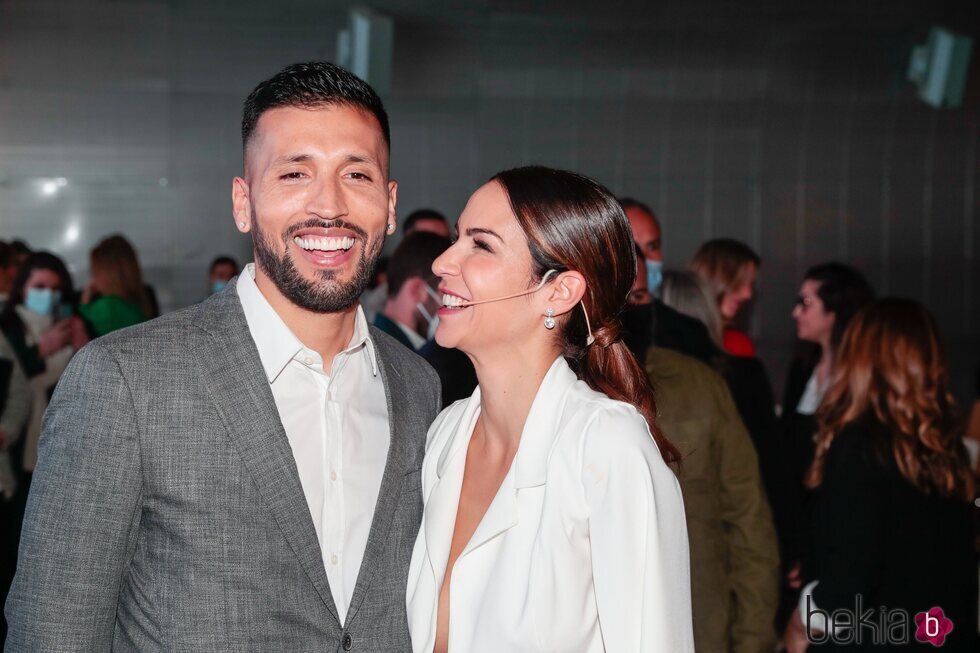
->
xmin=272 ymin=154 xmax=313 ymax=166
xmin=465 ymin=227 xmax=504 ymax=242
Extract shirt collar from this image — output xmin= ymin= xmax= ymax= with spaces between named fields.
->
xmin=237 ymin=263 xmax=379 ymax=383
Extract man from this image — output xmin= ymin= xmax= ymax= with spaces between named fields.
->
xmin=208 ymin=255 xmax=239 ymax=294
xmin=6 ymin=62 xmax=440 ymax=652
xmin=620 ymin=197 xmax=719 ymax=364
xmin=373 ymin=231 xmax=447 ymax=351
xmin=401 ymin=208 xmax=450 ymax=238
xmin=630 ymin=255 xmax=780 ymax=653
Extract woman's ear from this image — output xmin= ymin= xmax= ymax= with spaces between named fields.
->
xmin=545 ymin=271 xmax=586 ymax=317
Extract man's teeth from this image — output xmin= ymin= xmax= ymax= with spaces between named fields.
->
xmin=293 ymin=236 xmax=355 ymax=252
xmin=442 ymin=294 xmax=468 ymax=308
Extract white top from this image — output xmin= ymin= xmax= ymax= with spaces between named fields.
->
xmin=237 ymin=264 xmax=389 ymax=624
xmin=796 ymin=369 xmax=827 ymax=416
xmin=406 ymin=357 xmax=694 ymax=652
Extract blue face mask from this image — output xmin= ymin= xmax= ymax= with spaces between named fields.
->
xmin=25 ymin=288 xmax=60 ymax=317
xmin=211 ymin=280 xmax=227 ymax=294
xmin=645 ymin=259 xmax=663 ymax=294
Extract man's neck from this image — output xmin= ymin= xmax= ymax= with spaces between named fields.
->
xmin=254 ymin=272 xmax=358 ymax=366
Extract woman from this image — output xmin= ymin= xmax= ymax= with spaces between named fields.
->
xmin=80 ymin=235 xmax=151 ymax=336
xmin=690 ymin=238 xmax=760 ymax=357
xmin=0 ymin=252 xmax=88 ymax=478
xmin=406 ymin=167 xmax=694 ymax=652
xmin=660 ymin=269 xmax=724 ymax=348
xmin=774 ymin=263 xmax=875 ymax=627
xmin=784 ymin=299 xmax=977 ymax=652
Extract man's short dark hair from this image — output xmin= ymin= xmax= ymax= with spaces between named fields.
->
xmin=209 ymin=256 xmax=239 ymax=275
xmin=619 ymin=197 xmax=660 ymax=228
xmin=387 ymin=232 xmax=451 ymax=298
xmin=403 ymin=209 xmax=448 ymax=234
xmin=241 ymin=61 xmax=390 ymax=152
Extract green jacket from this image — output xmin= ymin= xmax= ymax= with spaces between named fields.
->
xmin=646 ymin=346 xmax=779 ymax=653
xmin=80 ymin=295 xmax=146 ymax=337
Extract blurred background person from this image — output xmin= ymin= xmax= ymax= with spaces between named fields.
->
xmin=629 ymin=254 xmax=780 ymax=653
xmin=621 ymin=198 xmax=721 ymax=365
xmin=659 ymin=269 xmax=777 ymax=474
xmin=8 ymin=241 xmax=32 ymax=270
xmin=208 ymin=255 xmax=239 ymax=295
xmin=373 ymin=231 xmax=448 ymax=351
xmin=773 ymin=262 xmax=875 ymax=628
xmin=0 ymin=252 xmax=88 ymax=490
xmin=691 ymin=238 xmax=760 ymax=357
xmin=0 ymin=333 xmax=31 ymax=643
xmin=0 ymin=242 xmax=20 ymax=312
xmin=79 ymin=235 xmax=152 ymax=336
xmin=785 ymin=299 xmax=977 ymax=653
xmin=402 ymin=207 xmax=451 ymax=238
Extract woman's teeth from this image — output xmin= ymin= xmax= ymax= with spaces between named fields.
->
xmin=442 ymin=294 xmax=468 ymax=309
xmin=294 ymin=236 xmax=355 ymax=252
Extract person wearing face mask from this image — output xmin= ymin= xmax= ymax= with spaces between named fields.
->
xmin=208 ymin=255 xmax=240 ymax=295
xmin=373 ymin=231 xmax=449 ymax=351
xmin=0 ymin=252 xmax=88 ymax=485
xmin=621 ymin=198 xmax=720 ymax=365
xmin=624 ymin=253 xmax=780 ymax=653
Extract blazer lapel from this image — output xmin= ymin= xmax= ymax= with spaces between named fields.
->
xmin=423 ymin=397 xmax=480 ymax=592
xmin=343 ymin=333 xmax=418 ymax=626
xmin=197 ymin=284 xmax=339 ymax=623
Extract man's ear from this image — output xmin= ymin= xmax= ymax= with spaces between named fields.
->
xmin=232 ymin=177 xmax=251 ymax=233
xmin=386 ymin=180 xmax=398 ymax=234
xmin=544 ymin=271 xmax=587 ymax=317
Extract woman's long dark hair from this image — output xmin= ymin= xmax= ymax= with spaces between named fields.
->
xmin=807 ymin=299 xmax=973 ymax=501
xmin=491 ymin=166 xmax=681 ymax=466
xmin=795 ymin=262 xmax=875 ymax=366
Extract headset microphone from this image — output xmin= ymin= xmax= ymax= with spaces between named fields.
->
xmin=451 ymin=269 xmax=595 ymax=345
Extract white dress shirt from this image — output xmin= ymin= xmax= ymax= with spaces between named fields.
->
xmin=238 ymin=264 xmax=389 ymax=624
xmin=406 ymin=356 xmax=694 ymax=652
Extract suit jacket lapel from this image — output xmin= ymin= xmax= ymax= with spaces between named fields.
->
xmin=197 ymin=283 xmax=340 ymax=623
xmin=343 ymin=331 xmax=418 ymax=626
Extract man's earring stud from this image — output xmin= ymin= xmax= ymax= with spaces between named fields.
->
xmin=387 ymin=223 xmax=395 ymax=233
xmin=238 ymin=221 xmax=246 ymax=228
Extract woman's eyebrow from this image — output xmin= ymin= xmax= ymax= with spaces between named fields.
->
xmin=465 ymin=227 xmax=504 ymax=242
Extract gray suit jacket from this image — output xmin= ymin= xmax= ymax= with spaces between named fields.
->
xmin=5 ymin=280 xmax=441 ymax=652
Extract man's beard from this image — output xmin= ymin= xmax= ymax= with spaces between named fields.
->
xmin=252 ymin=216 xmax=384 ymax=313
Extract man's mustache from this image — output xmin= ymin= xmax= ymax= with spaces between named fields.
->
xmin=282 ymin=217 xmax=369 ymax=242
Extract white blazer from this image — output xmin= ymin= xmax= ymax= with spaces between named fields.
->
xmin=406 ymin=357 xmax=694 ymax=652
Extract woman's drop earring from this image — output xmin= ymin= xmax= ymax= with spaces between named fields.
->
xmin=544 ymin=308 xmax=556 ymax=330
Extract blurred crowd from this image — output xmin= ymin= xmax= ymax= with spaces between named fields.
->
xmin=1 ymin=195 xmax=978 ymax=649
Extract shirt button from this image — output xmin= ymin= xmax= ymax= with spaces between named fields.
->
xmin=330 ymin=470 xmax=337 ymax=481
xmin=303 ymin=355 xmax=314 ymax=366
xmin=342 ymin=633 xmax=353 ymax=650
xmin=330 ymin=554 xmax=338 ymax=565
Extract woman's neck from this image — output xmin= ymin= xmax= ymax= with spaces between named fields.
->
xmin=816 ymin=340 xmax=834 ymax=385
xmin=468 ymin=344 xmax=561 ymax=450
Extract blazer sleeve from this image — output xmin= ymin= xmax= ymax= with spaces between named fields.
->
xmin=582 ymin=403 xmax=695 ymax=652
xmin=5 ymin=340 xmax=144 ymax=652
xmin=713 ymin=380 xmax=780 ymax=653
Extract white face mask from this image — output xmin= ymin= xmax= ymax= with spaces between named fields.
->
xmin=416 ymin=284 xmax=441 ymax=340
